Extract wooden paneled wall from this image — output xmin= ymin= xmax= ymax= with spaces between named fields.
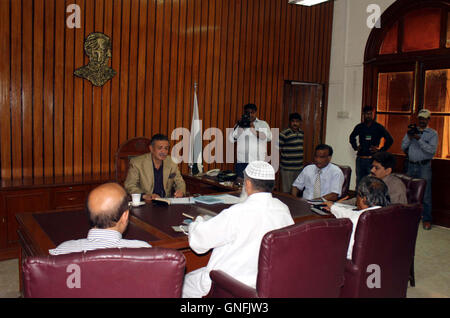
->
xmin=0 ymin=0 xmax=334 ymax=179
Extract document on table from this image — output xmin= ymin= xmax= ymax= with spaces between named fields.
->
xmin=213 ymin=194 xmax=241 ymax=204
xmin=310 ymin=206 xmax=330 ymax=216
xmin=193 ymin=194 xmax=241 ymax=205
xmin=307 ymin=199 xmax=325 ymax=205
xmin=193 ymin=196 xmax=224 ymax=205
xmin=168 ymin=197 xmax=195 ymax=204
xmin=172 ymin=225 xmax=189 ymax=234
xmin=333 ymin=202 xmax=357 ymax=210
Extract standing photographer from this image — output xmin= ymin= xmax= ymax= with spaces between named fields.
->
xmin=401 ymin=109 xmax=438 ymax=230
xmin=230 ymin=104 xmax=272 ymax=178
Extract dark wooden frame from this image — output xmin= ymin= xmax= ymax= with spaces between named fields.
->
xmin=363 ymin=0 xmax=450 ymax=116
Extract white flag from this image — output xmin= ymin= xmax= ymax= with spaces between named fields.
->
xmin=189 ymin=89 xmax=203 ymax=174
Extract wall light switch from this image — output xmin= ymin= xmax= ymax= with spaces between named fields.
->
xmin=337 ymin=111 xmax=350 ymax=119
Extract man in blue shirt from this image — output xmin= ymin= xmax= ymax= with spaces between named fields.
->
xmin=401 ymin=109 xmax=438 ymax=230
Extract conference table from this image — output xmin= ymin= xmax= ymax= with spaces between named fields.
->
xmin=16 ymin=191 xmax=332 ymax=290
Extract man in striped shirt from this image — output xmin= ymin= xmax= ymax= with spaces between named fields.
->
xmin=49 ymin=183 xmax=151 ymax=255
xmin=279 ymin=113 xmax=304 ymax=193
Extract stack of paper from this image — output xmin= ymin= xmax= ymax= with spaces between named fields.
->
xmin=213 ymin=194 xmax=241 ymax=204
xmin=168 ymin=197 xmax=195 ymax=205
xmin=193 ymin=194 xmax=241 ymax=205
xmin=193 ymin=196 xmax=224 ymax=205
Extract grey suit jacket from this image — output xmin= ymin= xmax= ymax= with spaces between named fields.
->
xmin=124 ymin=154 xmax=186 ymax=197
xmin=383 ymin=174 xmax=408 ymax=205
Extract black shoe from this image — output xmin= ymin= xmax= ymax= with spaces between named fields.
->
xmin=423 ymin=222 xmax=432 ymax=230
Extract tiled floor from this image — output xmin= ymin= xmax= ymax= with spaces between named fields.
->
xmin=0 ymin=258 xmax=20 ymax=298
xmin=406 ymin=225 xmax=450 ymax=298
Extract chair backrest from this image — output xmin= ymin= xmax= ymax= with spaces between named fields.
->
xmin=336 ymin=164 xmax=352 ymax=198
xmin=115 ymin=137 xmax=151 ymax=184
xmin=392 ymin=173 xmax=426 ymax=205
xmin=341 ymin=204 xmax=422 ymax=298
xmin=256 ymin=218 xmax=353 ymax=298
xmin=23 ymin=247 xmax=186 ymax=298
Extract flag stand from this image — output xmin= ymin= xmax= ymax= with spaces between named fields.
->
xmin=189 ymin=82 xmax=203 ymax=176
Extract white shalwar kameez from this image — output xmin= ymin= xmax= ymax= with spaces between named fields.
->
xmin=182 ymin=192 xmax=294 ymax=298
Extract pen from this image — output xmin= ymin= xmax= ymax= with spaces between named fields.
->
xmin=182 ymin=213 xmax=194 ymax=219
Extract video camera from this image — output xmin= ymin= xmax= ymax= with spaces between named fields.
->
xmin=237 ymin=111 xmax=252 ymax=128
xmin=407 ymin=123 xmax=422 ymax=136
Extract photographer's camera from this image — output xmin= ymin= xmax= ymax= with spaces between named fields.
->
xmin=237 ymin=112 xmax=252 ymax=128
xmin=407 ymin=123 xmax=422 ymax=136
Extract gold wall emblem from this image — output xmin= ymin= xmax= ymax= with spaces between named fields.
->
xmin=74 ymin=32 xmax=116 ymax=87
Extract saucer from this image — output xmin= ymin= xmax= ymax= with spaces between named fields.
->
xmin=131 ymin=201 xmax=145 ymax=207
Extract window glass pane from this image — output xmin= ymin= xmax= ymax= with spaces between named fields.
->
xmin=425 ymin=69 xmax=450 ymax=113
xmin=378 ymin=114 xmax=450 ymax=159
xmin=377 ymin=72 xmax=414 ymax=112
xmin=447 ymin=12 xmax=450 ymax=48
xmin=403 ymin=8 xmax=441 ymax=52
xmin=376 ymin=114 xmax=411 ymax=155
xmin=380 ymin=22 xmax=398 ymax=55
xmin=444 ymin=116 xmax=450 ymax=158
xmin=428 ymin=115 xmax=450 ymax=158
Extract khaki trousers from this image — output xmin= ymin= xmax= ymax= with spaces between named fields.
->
xmin=280 ymin=169 xmax=302 ymax=193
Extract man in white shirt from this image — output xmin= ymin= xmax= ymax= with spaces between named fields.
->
xmin=182 ymin=161 xmax=294 ymax=298
xmin=49 ymin=183 xmax=151 ymax=255
xmin=291 ymin=144 xmax=344 ymax=201
xmin=229 ymin=104 xmax=272 ymax=178
xmin=324 ymin=175 xmax=390 ymax=259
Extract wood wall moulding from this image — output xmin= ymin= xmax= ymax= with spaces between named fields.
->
xmin=0 ymin=0 xmax=334 ymax=179
xmin=430 ymin=159 xmax=450 ymax=228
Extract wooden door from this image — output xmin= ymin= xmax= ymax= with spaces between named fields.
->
xmin=282 ymin=81 xmax=325 ymax=164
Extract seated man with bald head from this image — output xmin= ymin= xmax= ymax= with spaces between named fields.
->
xmin=49 ymin=183 xmax=151 ymax=255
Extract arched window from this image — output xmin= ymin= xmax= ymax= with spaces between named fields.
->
xmin=363 ymin=0 xmax=450 ymax=158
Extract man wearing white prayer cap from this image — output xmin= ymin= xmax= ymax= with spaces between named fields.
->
xmin=182 ymin=161 xmax=294 ymax=298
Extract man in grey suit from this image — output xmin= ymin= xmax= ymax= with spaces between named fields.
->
xmin=124 ymin=134 xmax=186 ymax=199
